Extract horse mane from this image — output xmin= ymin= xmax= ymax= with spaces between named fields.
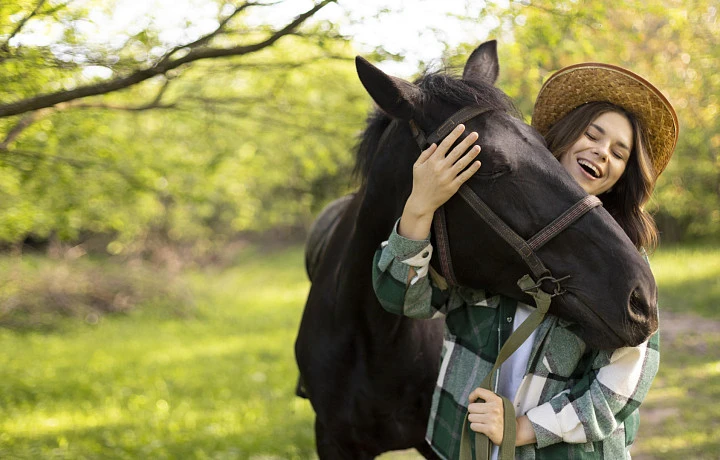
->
xmin=353 ymin=69 xmax=520 ymax=183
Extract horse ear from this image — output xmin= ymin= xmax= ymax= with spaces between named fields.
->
xmin=463 ymin=40 xmax=499 ymax=85
xmin=355 ymin=56 xmax=422 ymax=120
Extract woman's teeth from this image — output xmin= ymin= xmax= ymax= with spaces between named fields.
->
xmin=578 ymin=159 xmax=600 ymax=178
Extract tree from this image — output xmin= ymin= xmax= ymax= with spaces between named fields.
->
xmin=451 ymin=0 xmax=720 ymax=242
xmin=0 ymin=0 xmax=371 ymax=252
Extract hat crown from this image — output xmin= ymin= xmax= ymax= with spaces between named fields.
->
xmin=531 ymin=63 xmax=679 ymax=177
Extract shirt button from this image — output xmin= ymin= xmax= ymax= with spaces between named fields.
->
xmin=506 ymin=317 xmax=513 ymax=323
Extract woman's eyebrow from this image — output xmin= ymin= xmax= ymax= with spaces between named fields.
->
xmin=590 ymin=123 xmax=630 ymax=151
xmin=589 ymin=123 xmax=605 ymax=134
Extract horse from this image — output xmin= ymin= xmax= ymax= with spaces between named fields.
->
xmin=295 ymin=40 xmax=658 ymax=458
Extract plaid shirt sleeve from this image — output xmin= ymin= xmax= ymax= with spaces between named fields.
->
xmin=372 ymin=220 xmax=459 ymax=319
xmin=526 ymin=330 xmax=660 ymax=448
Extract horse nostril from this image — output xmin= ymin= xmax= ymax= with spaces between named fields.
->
xmin=629 ymin=287 xmax=648 ymax=318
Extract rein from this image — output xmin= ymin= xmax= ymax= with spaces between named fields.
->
xmin=400 ymin=106 xmax=602 ymax=460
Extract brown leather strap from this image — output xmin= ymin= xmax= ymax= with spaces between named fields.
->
xmin=527 ymin=195 xmax=602 ymax=250
xmin=459 ymin=275 xmax=553 ymax=460
xmin=457 ymin=185 xmax=551 ymax=280
xmin=426 ymin=106 xmax=492 ymax=147
xmin=408 ymin=105 xmax=602 ymax=291
xmin=433 ymin=206 xmax=459 ymax=286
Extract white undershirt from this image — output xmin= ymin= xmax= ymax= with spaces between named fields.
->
xmin=491 ymin=302 xmax=537 ymax=460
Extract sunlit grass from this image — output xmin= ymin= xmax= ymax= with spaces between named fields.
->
xmin=0 ymin=246 xmax=318 ymax=459
xmin=650 ymin=244 xmax=720 ymax=319
xmin=633 ymin=330 xmax=720 ymax=459
xmin=632 ymin=244 xmax=720 ymax=459
xmin=0 ymin=243 xmax=718 ymax=458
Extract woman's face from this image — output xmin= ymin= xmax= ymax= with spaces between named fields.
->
xmin=558 ymin=111 xmax=633 ymax=196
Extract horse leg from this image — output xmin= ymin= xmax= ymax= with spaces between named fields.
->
xmin=314 ymin=418 xmax=374 ymax=460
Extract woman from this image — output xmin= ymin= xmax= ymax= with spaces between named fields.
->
xmin=372 ymin=63 xmax=679 ymax=459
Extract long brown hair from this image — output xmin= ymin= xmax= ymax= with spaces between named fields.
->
xmin=544 ymin=101 xmax=658 ymax=251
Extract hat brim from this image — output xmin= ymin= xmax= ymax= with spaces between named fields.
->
xmin=531 ymin=63 xmax=678 ymax=176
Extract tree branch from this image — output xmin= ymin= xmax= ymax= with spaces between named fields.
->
xmin=2 ymin=149 xmax=156 ymax=192
xmin=157 ymin=1 xmax=276 ymax=66
xmin=0 ymin=108 xmax=54 ymax=150
xmin=0 ymin=79 xmax=174 ymax=150
xmin=0 ymin=0 xmax=337 ymax=118
xmin=0 ymin=0 xmax=48 ymax=55
xmin=4 ymin=148 xmax=99 ymax=168
xmin=57 ymin=78 xmax=176 ymax=111
xmin=221 ymin=53 xmax=353 ymax=71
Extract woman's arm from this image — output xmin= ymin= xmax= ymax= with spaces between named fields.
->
xmin=373 ymin=124 xmax=482 ymax=318
xmin=467 ymin=332 xmax=659 ymax=447
xmin=372 ymin=222 xmax=446 ymax=319
xmin=398 ymin=123 xmax=480 ymax=242
xmin=525 ymin=332 xmax=660 ymax=447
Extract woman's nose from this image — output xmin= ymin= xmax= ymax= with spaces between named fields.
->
xmin=594 ymin=144 xmax=611 ymax=161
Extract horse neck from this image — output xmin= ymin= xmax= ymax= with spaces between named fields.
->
xmin=351 ymin=191 xmax=439 ymax=346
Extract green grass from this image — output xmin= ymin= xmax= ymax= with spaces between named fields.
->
xmin=650 ymin=244 xmax=720 ymax=320
xmin=0 ymin=243 xmax=718 ymax=459
xmin=0 ymin=247 xmax=317 ymax=459
xmin=633 ymin=330 xmax=720 ymax=459
xmin=634 ymin=244 xmax=720 ymax=459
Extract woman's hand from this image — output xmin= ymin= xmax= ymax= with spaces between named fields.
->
xmin=468 ymin=388 xmax=538 ymax=447
xmin=398 ymin=124 xmax=481 ymax=240
xmin=467 ymin=387 xmax=505 ymax=445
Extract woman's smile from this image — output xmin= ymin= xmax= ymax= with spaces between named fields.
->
xmin=559 ymin=111 xmax=633 ymax=195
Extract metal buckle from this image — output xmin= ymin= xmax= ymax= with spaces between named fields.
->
xmin=521 ymin=274 xmax=571 ymax=297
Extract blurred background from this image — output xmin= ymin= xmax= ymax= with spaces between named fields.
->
xmin=0 ymin=0 xmax=718 ymax=458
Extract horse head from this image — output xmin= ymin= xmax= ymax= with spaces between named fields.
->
xmin=355 ymin=40 xmax=658 ymax=349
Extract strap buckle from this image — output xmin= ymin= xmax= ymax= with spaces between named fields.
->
xmin=521 ymin=274 xmax=571 ymax=297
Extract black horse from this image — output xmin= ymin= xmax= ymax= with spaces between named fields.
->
xmin=295 ymin=41 xmax=658 ymax=458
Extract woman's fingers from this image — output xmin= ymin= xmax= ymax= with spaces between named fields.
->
xmin=415 ymin=143 xmax=437 ymax=165
xmin=451 ymin=144 xmax=481 ymax=174
xmin=467 ymin=387 xmax=505 ymax=444
xmin=435 ymin=124 xmax=467 ymax=156
xmin=469 ymin=387 xmax=499 ymax=403
xmin=445 ymin=130 xmax=479 ymax=163
xmin=455 ymin=161 xmax=482 ymax=185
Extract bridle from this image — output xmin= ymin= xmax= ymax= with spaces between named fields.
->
xmin=407 ymin=106 xmax=602 ymax=292
xmin=399 ymin=106 xmax=602 ymax=460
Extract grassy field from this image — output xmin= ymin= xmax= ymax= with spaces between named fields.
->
xmin=0 ymin=244 xmax=718 ymax=459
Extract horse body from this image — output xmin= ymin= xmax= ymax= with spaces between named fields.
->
xmin=296 ymin=189 xmax=443 ymax=458
xmin=296 ymin=40 xmax=658 ymax=458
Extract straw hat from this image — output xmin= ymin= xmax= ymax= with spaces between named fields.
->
xmin=532 ymin=63 xmax=679 ymax=177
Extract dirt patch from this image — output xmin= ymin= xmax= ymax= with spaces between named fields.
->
xmin=633 ymin=310 xmax=720 ymax=460
xmin=659 ymin=310 xmax=720 ymax=344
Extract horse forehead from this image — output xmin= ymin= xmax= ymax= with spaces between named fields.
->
xmin=467 ymin=114 xmax=545 ymax=164
xmin=471 ymin=113 xmax=543 ymax=146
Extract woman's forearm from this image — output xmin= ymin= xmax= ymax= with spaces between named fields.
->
xmin=398 ymin=197 xmax=434 ymax=240
xmin=516 ymin=415 xmax=537 ymax=446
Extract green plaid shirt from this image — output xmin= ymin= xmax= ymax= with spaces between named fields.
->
xmin=372 ymin=223 xmax=660 ymax=460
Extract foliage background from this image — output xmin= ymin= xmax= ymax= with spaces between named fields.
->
xmin=0 ymin=0 xmax=718 ymax=458
xmin=0 ymin=0 xmax=718 ymax=255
